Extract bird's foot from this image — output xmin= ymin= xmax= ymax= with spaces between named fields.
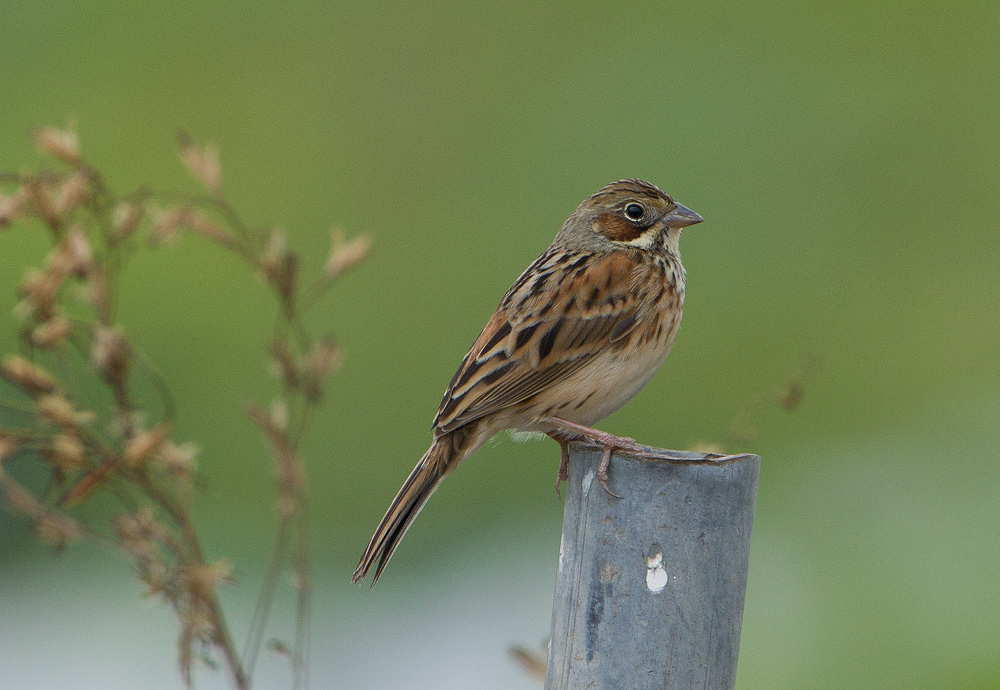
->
xmin=555 ymin=439 xmax=570 ymax=500
xmin=544 ymin=417 xmax=647 ymax=498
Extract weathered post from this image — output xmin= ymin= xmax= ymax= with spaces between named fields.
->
xmin=544 ymin=443 xmax=760 ymax=690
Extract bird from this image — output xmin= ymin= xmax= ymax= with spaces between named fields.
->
xmin=353 ymin=179 xmax=704 ymax=586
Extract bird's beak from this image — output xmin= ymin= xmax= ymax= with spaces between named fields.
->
xmin=663 ymin=203 xmax=703 ymax=229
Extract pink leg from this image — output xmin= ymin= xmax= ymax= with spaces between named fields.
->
xmin=544 ymin=417 xmax=643 ymax=498
xmin=544 ymin=417 xmax=754 ymax=498
xmin=545 ymin=434 xmax=572 ymax=500
xmin=595 ymin=444 xmax=622 ymax=499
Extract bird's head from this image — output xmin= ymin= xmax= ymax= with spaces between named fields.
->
xmin=558 ymin=179 xmax=702 ymax=255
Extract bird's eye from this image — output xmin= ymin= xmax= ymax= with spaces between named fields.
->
xmin=623 ymin=203 xmax=645 ymax=221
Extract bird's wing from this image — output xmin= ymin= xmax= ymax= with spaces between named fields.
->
xmin=432 ymin=250 xmax=653 ymax=434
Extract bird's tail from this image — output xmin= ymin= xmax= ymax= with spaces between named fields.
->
xmin=353 ymin=438 xmax=452 ymax=586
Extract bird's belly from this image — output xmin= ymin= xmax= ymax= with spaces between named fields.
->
xmin=520 ymin=327 xmax=678 ymax=430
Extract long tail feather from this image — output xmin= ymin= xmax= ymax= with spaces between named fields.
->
xmin=353 ymin=440 xmax=451 ymax=586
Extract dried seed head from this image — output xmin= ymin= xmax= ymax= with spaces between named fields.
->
xmin=188 ymin=211 xmax=236 ymax=249
xmin=246 ymin=401 xmax=304 ymax=503
xmin=114 ymin=507 xmax=165 ymax=546
xmin=109 ymin=408 xmax=146 ymax=441
xmin=177 ymin=131 xmax=221 ymax=194
xmin=37 ymin=394 xmax=79 ymax=428
xmin=148 ymin=205 xmax=191 ymax=246
xmin=91 ymin=326 xmax=130 ymax=387
xmin=1 ymin=472 xmax=45 ymax=517
xmin=270 ymin=400 xmax=290 ymax=432
xmin=269 ymin=339 xmax=300 ymax=390
xmin=83 ymin=267 xmax=111 ymax=321
xmin=33 ymin=124 xmax=82 ymax=166
xmin=112 ymin=201 xmax=144 ymax=241
xmin=25 ymin=178 xmax=61 ymax=229
xmin=13 ymin=299 xmax=34 ymax=322
xmin=35 ymin=512 xmax=84 ymax=548
xmin=303 ymin=337 xmax=342 ymax=403
xmin=61 ymin=226 xmax=94 ymax=277
xmin=260 ymin=228 xmax=297 ymax=299
xmin=1 ymin=356 xmax=57 ymax=395
xmin=31 ymin=314 xmax=73 ymax=349
xmin=324 ymin=228 xmax=371 ymax=280
xmin=123 ymin=423 xmax=171 ymax=468
xmin=186 ymin=560 xmax=231 ymax=602
xmin=156 ymin=441 xmax=199 ymax=478
xmin=18 ymin=267 xmax=62 ymax=320
xmin=54 ymin=172 xmax=90 ymax=215
xmin=137 ymin=568 xmax=168 ymax=599
xmin=114 ymin=509 xmax=168 ymax=572
xmin=0 ymin=435 xmax=20 ymax=463
xmin=0 ymin=188 xmax=28 ymax=228
xmin=47 ymin=432 xmax=87 ymax=470
xmin=261 ymin=228 xmax=286 ymax=268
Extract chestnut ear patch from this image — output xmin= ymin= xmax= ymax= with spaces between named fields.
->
xmin=594 ymin=212 xmax=647 ymax=242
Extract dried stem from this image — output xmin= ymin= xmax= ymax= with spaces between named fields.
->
xmin=0 ymin=125 xmax=369 ymax=689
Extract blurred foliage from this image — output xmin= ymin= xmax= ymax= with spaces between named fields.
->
xmin=1 ymin=0 xmax=998 ymax=688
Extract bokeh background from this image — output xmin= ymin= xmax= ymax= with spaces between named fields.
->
xmin=2 ymin=1 xmax=999 ymax=688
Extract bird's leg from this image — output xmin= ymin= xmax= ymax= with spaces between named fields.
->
xmin=544 ymin=432 xmax=573 ymax=500
xmin=544 ymin=417 xmax=642 ymax=498
xmin=595 ymin=444 xmax=622 ymax=499
xmin=544 ymin=417 xmax=753 ymax=497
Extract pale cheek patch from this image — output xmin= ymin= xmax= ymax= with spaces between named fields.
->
xmin=621 ymin=231 xmax=659 ymax=250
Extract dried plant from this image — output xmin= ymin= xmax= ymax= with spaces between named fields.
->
xmin=0 ymin=123 xmax=369 ymax=689
xmin=726 ymin=355 xmax=817 ymax=446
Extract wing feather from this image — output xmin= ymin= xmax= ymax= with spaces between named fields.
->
xmin=431 ymin=251 xmax=652 ymax=434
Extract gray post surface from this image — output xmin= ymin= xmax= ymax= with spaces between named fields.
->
xmin=544 ymin=444 xmax=760 ymax=690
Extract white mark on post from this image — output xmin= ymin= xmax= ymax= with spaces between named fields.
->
xmin=646 ymin=551 xmax=668 ymax=593
xmin=582 ymin=469 xmax=594 ymax=498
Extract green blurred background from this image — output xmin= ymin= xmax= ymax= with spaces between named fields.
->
xmin=2 ymin=1 xmax=999 ymax=688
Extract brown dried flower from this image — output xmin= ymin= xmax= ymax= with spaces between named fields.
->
xmin=35 ymin=511 xmax=85 ymax=548
xmin=189 ymin=210 xmax=236 ymax=249
xmin=54 ymin=172 xmax=91 ymax=216
xmin=18 ymin=267 xmax=63 ymax=321
xmin=260 ymin=228 xmax=297 ymax=300
xmin=1 ymin=472 xmax=45 ymax=517
xmin=156 ymin=441 xmax=199 ymax=478
xmin=186 ymin=560 xmax=232 ymax=602
xmin=324 ymin=228 xmax=371 ymax=280
xmin=112 ymin=201 xmax=144 ymax=241
xmin=115 ymin=507 xmax=167 ymax=550
xmin=37 ymin=394 xmax=80 ymax=429
xmin=47 ymin=432 xmax=87 ymax=470
xmin=31 ymin=314 xmax=73 ymax=349
xmin=0 ymin=435 xmax=21 ymax=463
xmin=269 ymin=339 xmax=300 ymax=391
xmin=303 ymin=337 xmax=341 ymax=403
xmin=33 ymin=124 xmax=82 ymax=166
xmin=91 ymin=325 xmax=130 ymax=388
xmin=61 ymin=226 xmax=94 ymax=277
xmin=82 ymin=266 xmax=111 ymax=321
xmin=1 ymin=355 xmax=57 ymax=395
xmin=0 ymin=188 xmax=28 ymax=228
xmin=25 ymin=178 xmax=61 ymax=229
xmin=148 ymin=205 xmax=192 ymax=246
xmin=123 ymin=423 xmax=171 ymax=468
xmin=177 ymin=131 xmax=221 ymax=195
